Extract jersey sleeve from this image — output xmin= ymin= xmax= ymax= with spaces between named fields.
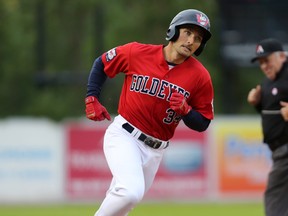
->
xmin=190 ymin=78 xmax=214 ymax=120
xmin=86 ymin=56 xmax=108 ymax=98
xmin=101 ymin=43 xmax=133 ymax=78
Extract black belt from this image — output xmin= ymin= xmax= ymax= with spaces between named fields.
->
xmin=122 ymin=123 xmax=169 ymax=149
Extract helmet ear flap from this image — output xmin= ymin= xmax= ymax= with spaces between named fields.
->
xmin=170 ymin=27 xmax=179 ymax=42
xmin=166 ymin=26 xmax=179 ymax=42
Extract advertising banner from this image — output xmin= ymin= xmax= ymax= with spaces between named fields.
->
xmin=0 ymin=119 xmax=64 ymax=202
xmin=214 ymin=117 xmax=272 ymax=197
xmin=66 ymin=122 xmax=111 ymax=199
xmin=66 ymin=121 xmax=209 ymax=200
xmin=0 ymin=116 xmax=271 ymax=203
xmin=146 ymin=125 xmax=209 ymax=200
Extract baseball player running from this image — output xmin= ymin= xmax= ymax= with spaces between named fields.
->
xmin=85 ymin=9 xmax=214 ymax=216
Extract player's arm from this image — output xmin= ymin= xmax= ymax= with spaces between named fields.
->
xmin=87 ymin=56 xmax=108 ymax=98
xmin=182 ymin=110 xmax=211 ymax=132
xmin=85 ymin=56 xmax=111 ymax=121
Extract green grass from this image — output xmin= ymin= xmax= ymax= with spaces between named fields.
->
xmin=0 ymin=202 xmax=264 ymax=216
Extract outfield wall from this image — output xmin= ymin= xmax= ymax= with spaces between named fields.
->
xmin=0 ymin=116 xmax=271 ymax=203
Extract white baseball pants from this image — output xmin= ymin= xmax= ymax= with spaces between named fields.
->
xmin=94 ymin=115 xmax=166 ymax=216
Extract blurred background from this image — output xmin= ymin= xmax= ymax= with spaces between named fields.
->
xmin=2 ymin=0 xmax=288 ymax=119
xmin=0 ymin=0 xmax=288 ymax=210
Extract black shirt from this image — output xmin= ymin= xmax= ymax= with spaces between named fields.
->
xmin=257 ymin=62 xmax=288 ymax=150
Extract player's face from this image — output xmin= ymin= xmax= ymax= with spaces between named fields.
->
xmin=257 ymin=52 xmax=286 ymax=80
xmin=173 ymin=26 xmax=203 ymax=58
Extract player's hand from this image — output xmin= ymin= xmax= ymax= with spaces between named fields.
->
xmin=247 ymin=85 xmax=261 ymax=106
xmin=85 ymin=96 xmax=111 ymax=121
xmin=169 ymin=92 xmax=192 ymax=116
xmin=280 ymin=101 xmax=288 ymax=121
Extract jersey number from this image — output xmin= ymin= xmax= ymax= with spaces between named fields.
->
xmin=163 ymin=108 xmax=181 ymax=124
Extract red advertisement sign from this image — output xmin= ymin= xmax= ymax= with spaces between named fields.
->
xmin=66 ymin=122 xmax=111 ymax=199
xmin=66 ymin=121 xmax=209 ymax=200
xmin=146 ymin=125 xmax=209 ymax=199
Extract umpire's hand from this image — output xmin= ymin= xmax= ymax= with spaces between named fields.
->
xmin=280 ymin=101 xmax=288 ymax=121
xmin=247 ymin=85 xmax=261 ymax=106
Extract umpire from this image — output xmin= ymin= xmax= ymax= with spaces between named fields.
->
xmin=247 ymin=38 xmax=288 ymax=216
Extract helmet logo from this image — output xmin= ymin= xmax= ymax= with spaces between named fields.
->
xmin=256 ymin=45 xmax=264 ymax=54
xmin=196 ymin=13 xmax=209 ymax=27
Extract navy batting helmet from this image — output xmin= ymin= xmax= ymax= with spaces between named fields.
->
xmin=166 ymin=9 xmax=212 ymax=56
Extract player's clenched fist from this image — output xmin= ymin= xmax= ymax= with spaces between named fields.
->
xmin=85 ymin=96 xmax=111 ymax=121
xmin=169 ymin=92 xmax=192 ymax=116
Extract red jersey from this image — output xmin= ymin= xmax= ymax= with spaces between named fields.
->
xmin=102 ymin=42 xmax=214 ymax=141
